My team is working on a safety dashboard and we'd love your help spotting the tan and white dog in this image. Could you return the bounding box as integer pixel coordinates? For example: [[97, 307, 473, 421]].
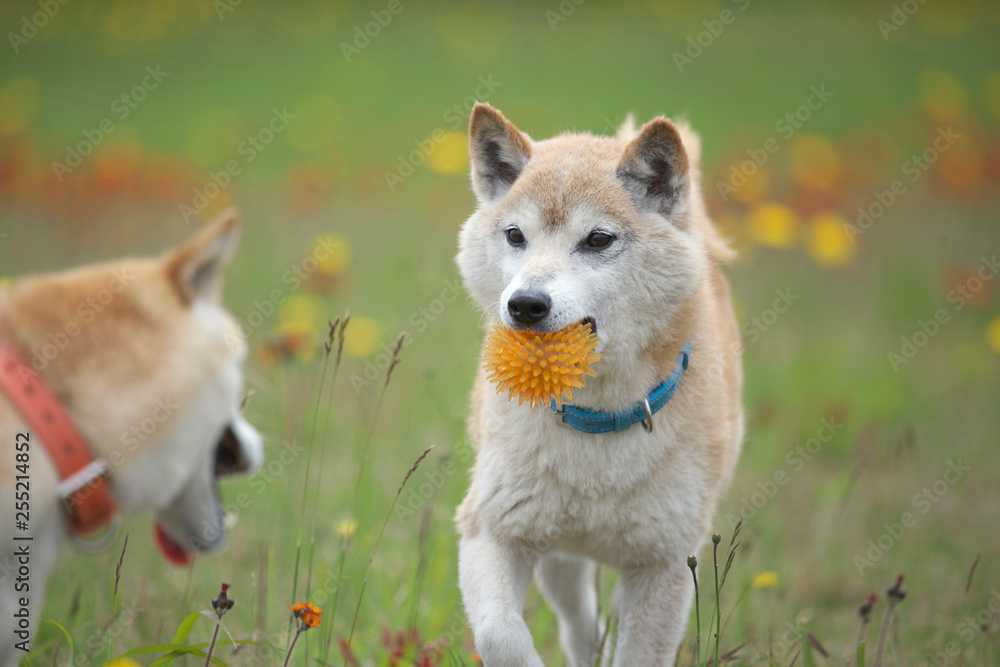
[[455, 104, 744, 666], [0, 210, 262, 665]]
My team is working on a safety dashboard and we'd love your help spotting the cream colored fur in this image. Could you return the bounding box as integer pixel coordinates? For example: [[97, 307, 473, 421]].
[[0, 210, 262, 665], [455, 104, 743, 666]]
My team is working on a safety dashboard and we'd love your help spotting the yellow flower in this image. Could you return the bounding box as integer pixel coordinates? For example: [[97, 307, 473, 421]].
[[336, 518, 357, 539], [426, 131, 469, 175], [271, 294, 326, 364], [105, 660, 143, 667], [277, 293, 323, 336], [748, 204, 797, 249], [988, 317, 1000, 354], [312, 234, 350, 276], [342, 316, 382, 358], [750, 570, 779, 589], [807, 212, 854, 267]]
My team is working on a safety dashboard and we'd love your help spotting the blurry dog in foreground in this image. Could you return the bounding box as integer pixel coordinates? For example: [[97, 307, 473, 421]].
[[455, 104, 744, 666], [0, 210, 262, 665]]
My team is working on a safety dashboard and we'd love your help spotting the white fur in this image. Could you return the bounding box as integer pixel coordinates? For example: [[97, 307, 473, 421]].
[[455, 110, 742, 666]]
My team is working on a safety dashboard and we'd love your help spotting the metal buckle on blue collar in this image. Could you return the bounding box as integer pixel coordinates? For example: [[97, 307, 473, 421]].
[[551, 343, 691, 435]]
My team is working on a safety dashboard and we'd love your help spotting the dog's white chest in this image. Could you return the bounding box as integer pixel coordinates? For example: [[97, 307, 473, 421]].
[[471, 398, 705, 565]]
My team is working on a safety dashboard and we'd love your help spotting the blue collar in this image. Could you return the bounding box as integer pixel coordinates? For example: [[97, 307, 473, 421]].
[[550, 343, 691, 434]]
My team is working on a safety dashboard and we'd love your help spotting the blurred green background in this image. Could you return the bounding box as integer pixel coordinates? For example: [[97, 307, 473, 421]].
[[2, 0, 999, 665]]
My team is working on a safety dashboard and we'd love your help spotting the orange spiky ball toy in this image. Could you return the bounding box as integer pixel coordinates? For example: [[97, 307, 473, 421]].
[[483, 321, 601, 408]]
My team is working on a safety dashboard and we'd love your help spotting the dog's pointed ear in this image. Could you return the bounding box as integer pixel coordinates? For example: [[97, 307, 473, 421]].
[[469, 103, 532, 205], [617, 117, 690, 221], [165, 208, 241, 305]]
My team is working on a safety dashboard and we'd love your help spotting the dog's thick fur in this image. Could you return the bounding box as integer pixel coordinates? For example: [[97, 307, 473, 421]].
[[0, 210, 262, 665], [455, 104, 743, 666]]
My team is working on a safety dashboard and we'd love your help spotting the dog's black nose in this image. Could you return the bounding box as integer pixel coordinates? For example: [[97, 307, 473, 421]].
[[507, 290, 551, 325]]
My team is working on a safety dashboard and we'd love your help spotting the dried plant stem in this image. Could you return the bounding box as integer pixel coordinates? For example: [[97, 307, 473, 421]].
[[288, 347, 332, 647], [873, 601, 897, 667], [343, 446, 433, 666], [406, 507, 433, 632], [203, 624, 221, 667], [291, 317, 344, 659], [873, 575, 907, 667], [282, 627, 304, 667], [112, 534, 128, 609], [310, 320, 349, 664], [328, 335, 404, 633]]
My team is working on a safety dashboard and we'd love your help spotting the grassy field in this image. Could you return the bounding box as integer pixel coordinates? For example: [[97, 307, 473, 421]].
[[2, 1, 1000, 665]]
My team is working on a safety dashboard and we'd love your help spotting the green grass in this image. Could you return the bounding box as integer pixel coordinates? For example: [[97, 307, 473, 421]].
[[3, 1, 1000, 665]]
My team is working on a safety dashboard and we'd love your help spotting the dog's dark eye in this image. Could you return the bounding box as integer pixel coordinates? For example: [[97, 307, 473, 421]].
[[506, 227, 526, 247], [586, 231, 614, 249]]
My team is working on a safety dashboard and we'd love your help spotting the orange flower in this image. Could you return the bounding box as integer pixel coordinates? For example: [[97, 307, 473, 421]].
[[302, 608, 322, 628], [289, 601, 323, 629]]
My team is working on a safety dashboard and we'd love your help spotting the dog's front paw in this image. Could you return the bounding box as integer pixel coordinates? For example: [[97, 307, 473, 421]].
[[474, 625, 546, 667]]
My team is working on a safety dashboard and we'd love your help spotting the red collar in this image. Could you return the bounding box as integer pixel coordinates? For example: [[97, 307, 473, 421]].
[[0, 343, 118, 544]]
